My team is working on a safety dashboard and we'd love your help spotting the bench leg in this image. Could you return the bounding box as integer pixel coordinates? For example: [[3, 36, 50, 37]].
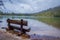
[[8, 26, 14, 30]]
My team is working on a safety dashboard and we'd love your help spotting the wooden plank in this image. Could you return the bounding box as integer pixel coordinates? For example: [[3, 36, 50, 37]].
[[9, 25, 30, 32], [7, 19, 27, 26]]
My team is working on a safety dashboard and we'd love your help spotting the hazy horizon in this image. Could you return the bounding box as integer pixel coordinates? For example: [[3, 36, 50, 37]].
[[0, 0, 60, 14]]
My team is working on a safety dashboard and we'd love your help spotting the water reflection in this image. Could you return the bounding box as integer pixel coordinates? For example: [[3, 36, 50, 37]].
[[0, 16, 60, 37]]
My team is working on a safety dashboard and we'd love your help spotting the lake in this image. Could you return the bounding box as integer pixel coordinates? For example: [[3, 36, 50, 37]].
[[0, 16, 60, 37]]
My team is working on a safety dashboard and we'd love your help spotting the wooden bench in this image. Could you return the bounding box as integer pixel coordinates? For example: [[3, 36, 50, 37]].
[[7, 19, 30, 35]]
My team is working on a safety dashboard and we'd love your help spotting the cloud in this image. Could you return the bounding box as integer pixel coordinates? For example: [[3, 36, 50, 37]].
[[0, 0, 60, 13], [4, 2, 34, 13]]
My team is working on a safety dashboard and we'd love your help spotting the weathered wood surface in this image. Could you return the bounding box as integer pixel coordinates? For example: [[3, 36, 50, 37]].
[[7, 19, 30, 35], [8, 25, 30, 32], [7, 19, 27, 26]]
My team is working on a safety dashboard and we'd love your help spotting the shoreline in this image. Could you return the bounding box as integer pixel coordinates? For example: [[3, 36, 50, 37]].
[[0, 30, 30, 40], [0, 29, 60, 40]]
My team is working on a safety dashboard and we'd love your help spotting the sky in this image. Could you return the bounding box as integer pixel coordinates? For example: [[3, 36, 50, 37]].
[[0, 0, 60, 14]]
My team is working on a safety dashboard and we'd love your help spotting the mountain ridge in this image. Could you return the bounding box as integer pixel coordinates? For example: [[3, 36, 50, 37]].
[[33, 6, 60, 17]]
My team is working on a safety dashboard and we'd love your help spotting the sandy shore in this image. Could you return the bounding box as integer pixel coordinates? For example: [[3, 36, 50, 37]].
[[0, 30, 60, 40], [0, 30, 30, 40]]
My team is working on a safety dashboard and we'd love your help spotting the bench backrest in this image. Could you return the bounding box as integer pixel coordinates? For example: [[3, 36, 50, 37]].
[[7, 19, 27, 26]]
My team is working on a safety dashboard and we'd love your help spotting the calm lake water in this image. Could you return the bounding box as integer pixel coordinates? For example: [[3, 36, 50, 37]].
[[0, 16, 60, 37]]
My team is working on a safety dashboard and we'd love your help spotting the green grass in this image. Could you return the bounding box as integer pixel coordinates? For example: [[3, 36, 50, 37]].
[[36, 17, 60, 28]]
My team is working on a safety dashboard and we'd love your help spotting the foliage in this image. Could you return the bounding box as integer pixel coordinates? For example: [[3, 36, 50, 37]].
[[34, 6, 60, 17]]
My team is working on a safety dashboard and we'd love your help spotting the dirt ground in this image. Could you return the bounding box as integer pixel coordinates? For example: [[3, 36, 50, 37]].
[[0, 30, 30, 40], [0, 30, 60, 40]]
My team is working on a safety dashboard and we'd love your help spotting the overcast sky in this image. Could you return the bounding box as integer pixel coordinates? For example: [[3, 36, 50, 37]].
[[0, 0, 60, 14]]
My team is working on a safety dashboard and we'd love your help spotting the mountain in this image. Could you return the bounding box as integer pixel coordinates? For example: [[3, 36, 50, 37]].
[[33, 6, 60, 17]]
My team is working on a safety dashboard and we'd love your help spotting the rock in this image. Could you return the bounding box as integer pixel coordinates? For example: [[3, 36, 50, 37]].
[[0, 21, 2, 22]]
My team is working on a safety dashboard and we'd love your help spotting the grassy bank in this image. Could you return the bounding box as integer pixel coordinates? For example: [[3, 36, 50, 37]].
[[36, 17, 60, 28]]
